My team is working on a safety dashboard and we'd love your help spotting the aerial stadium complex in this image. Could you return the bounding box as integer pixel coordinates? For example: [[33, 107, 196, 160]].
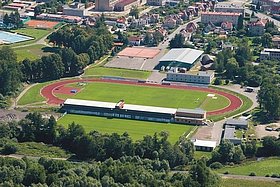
[[61, 98, 207, 125]]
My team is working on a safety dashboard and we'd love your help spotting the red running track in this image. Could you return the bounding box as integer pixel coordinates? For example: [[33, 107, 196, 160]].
[[41, 78, 242, 116]]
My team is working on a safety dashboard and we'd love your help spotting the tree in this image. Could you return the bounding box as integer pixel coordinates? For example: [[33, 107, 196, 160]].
[[256, 1, 261, 10], [241, 141, 257, 158], [34, 5, 42, 17], [235, 43, 252, 67], [261, 33, 272, 48], [129, 6, 139, 19], [169, 34, 185, 48], [233, 145, 246, 163], [237, 15, 244, 30], [189, 159, 220, 187], [225, 58, 239, 79], [257, 80, 280, 118], [3, 14, 9, 26], [0, 46, 22, 96], [23, 164, 46, 186]]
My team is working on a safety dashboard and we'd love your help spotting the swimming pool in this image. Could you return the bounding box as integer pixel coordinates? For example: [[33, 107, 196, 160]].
[[0, 31, 33, 44]]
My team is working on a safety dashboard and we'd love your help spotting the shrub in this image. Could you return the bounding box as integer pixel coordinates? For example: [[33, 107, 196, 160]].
[[2, 144, 17, 155], [224, 171, 229, 175], [209, 162, 223, 169], [249, 172, 256, 176], [214, 78, 222, 85], [271, 174, 278, 178], [265, 174, 270, 177]]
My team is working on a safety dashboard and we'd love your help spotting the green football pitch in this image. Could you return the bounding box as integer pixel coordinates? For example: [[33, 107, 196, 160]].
[[56, 82, 230, 111], [58, 114, 195, 144]]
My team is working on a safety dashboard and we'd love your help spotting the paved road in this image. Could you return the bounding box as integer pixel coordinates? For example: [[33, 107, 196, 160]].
[[193, 84, 258, 144]]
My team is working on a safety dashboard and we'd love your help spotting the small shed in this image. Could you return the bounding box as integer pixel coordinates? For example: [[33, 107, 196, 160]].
[[201, 54, 214, 65], [191, 139, 217, 151]]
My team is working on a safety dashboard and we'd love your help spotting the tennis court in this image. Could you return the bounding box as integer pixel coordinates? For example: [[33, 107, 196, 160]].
[[26, 20, 59, 29], [118, 47, 160, 59]]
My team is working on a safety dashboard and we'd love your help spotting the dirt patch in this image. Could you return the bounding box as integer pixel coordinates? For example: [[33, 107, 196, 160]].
[[255, 123, 280, 139]]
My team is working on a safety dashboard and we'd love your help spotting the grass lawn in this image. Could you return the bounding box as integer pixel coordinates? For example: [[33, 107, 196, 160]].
[[221, 178, 280, 187], [58, 82, 230, 111], [18, 82, 50, 106], [16, 142, 71, 158], [15, 44, 51, 62], [216, 157, 280, 176], [194, 151, 212, 160], [9, 28, 52, 47], [12, 28, 51, 40], [84, 67, 151, 80], [58, 114, 194, 144]]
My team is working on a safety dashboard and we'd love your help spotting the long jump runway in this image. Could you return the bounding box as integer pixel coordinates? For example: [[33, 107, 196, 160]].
[[41, 78, 242, 116]]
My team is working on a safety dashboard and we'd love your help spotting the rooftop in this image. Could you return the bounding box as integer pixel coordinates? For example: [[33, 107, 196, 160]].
[[225, 119, 248, 126], [168, 70, 214, 77], [64, 99, 177, 114], [159, 48, 204, 64], [263, 48, 280, 52], [201, 12, 241, 16], [115, 0, 137, 6], [224, 125, 240, 140], [192, 139, 217, 148], [215, 3, 243, 9], [176, 108, 206, 115]]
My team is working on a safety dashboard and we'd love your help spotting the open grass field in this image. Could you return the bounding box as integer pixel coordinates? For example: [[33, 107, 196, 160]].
[[216, 157, 280, 176], [18, 82, 51, 106], [16, 142, 71, 158], [58, 114, 194, 144], [12, 28, 51, 40], [221, 178, 280, 187], [84, 67, 151, 80], [15, 44, 51, 62], [57, 82, 230, 111]]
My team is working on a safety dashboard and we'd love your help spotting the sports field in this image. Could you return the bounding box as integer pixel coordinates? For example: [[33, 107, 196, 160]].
[[216, 157, 280, 176], [55, 82, 230, 111], [58, 114, 194, 144], [84, 67, 151, 79]]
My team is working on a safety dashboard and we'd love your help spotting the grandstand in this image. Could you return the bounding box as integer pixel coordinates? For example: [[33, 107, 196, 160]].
[[61, 99, 206, 125]]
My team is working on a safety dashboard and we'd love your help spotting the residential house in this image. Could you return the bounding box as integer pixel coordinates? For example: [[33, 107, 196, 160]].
[[114, 0, 139, 11], [222, 41, 234, 50], [214, 3, 245, 17], [128, 36, 142, 46], [221, 21, 233, 31], [272, 36, 280, 48], [248, 19, 267, 36], [260, 48, 280, 61], [163, 17, 176, 29], [63, 2, 94, 17], [186, 22, 197, 33], [201, 12, 241, 26]]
